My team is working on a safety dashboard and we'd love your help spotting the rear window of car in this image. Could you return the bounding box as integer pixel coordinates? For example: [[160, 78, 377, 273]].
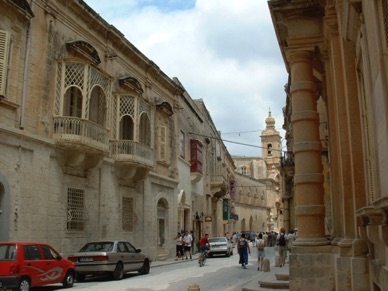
[[0, 244, 17, 261], [209, 238, 226, 243], [80, 242, 113, 252]]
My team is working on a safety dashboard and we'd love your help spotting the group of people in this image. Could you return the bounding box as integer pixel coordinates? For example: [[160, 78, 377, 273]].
[[234, 227, 297, 270], [174, 228, 297, 270], [173, 230, 194, 260]]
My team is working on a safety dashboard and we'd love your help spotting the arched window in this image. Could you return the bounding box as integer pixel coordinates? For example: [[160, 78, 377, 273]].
[[120, 115, 134, 140], [64, 86, 82, 117], [139, 113, 151, 146], [267, 144, 273, 155], [89, 86, 106, 126]]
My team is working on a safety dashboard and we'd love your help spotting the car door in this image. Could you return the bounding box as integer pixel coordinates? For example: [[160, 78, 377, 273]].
[[40, 245, 66, 285], [123, 242, 143, 271], [116, 242, 132, 272], [22, 244, 51, 287]]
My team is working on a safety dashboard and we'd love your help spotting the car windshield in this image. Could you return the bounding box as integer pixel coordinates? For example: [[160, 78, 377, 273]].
[[0, 244, 16, 261], [209, 238, 226, 243], [79, 242, 114, 252]]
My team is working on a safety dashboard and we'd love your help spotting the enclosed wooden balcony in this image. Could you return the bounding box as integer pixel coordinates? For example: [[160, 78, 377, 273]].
[[53, 117, 109, 153]]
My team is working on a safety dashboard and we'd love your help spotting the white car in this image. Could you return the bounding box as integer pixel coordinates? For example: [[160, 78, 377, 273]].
[[68, 241, 151, 281], [207, 237, 233, 257]]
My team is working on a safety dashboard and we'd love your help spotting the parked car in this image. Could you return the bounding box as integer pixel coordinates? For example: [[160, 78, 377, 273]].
[[68, 240, 151, 281], [0, 242, 75, 291], [207, 237, 233, 257]]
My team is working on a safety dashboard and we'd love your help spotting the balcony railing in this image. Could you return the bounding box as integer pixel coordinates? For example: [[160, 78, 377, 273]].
[[53, 117, 109, 152], [110, 140, 154, 168]]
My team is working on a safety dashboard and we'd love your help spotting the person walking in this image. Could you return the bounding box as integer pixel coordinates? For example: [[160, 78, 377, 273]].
[[174, 232, 184, 260], [256, 233, 266, 271], [287, 229, 296, 255], [277, 227, 288, 267], [183, 230, 193, 260], [237, 233, 250, 269]]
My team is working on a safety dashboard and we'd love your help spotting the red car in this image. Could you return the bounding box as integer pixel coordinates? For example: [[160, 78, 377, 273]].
[[0, 242, 75, 291]]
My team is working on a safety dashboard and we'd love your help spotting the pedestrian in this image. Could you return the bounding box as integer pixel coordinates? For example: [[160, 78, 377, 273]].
[[190, 230, 195, 255], [237, 233, 250, 269], [277, 227, 288, 267], [174, 232, 184, 260], [256, 233, 266, 271], [183, 230, 193, 260], [287, 229, 296, 254]]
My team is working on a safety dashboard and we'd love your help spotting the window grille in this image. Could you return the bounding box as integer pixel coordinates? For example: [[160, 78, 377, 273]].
[[122, 197, 134, 231], [67, 188, 85, 230]]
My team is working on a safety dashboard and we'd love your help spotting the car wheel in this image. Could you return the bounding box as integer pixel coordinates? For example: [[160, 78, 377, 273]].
[[63, 270, 75, 288], [231, 249, 234, 256], [17, 277, 30, 291], [226, 250, 230, 257], [138, 260, 150, 275], [113, 262, 124, 280], [76, 272, 86, 282]]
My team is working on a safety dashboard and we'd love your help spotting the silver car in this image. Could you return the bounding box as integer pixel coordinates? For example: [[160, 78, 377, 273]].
[[68, 241, 151, 281], [207, 237, 233, 257]]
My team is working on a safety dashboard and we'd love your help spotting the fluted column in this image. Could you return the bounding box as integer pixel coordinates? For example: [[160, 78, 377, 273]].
[[289, 50, 329, 246]]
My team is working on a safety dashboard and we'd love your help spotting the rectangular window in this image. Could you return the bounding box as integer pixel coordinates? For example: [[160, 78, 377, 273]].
[[122, 197, 134, 231], [67, 188, 85, 231], [0, 29, 10, 97], [159, 125, 166, 161], [179, 130, 185, 158]]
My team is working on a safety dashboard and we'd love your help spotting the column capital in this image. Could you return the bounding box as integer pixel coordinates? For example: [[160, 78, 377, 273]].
[[286, 49, 315, 64]]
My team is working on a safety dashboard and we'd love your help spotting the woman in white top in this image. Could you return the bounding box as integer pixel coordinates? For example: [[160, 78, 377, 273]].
[[174, 232, 184, 260], [256, 233, 266, 271]]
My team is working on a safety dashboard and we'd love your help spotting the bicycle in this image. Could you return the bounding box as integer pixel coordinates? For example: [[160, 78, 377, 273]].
[[198, 249, 209, 267]]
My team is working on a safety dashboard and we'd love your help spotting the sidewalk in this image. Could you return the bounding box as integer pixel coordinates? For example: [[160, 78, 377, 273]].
[[151, 246, 289, 291]]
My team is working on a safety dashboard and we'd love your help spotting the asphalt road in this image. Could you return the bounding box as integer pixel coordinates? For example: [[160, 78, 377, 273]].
[[36, 250, 268, 291]]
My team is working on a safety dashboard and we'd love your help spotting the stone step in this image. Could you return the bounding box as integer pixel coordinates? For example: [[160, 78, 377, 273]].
[[257, 280, 289, 289], [275, 273, 289, 281]]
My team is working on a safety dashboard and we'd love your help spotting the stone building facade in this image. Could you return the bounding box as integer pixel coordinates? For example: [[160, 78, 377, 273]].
[[0, 0, 237, 262], [0, 0, 185, 261], [269, 0, 388, 290], [174, 78, 236, 248], [233, 111, 282, 233]]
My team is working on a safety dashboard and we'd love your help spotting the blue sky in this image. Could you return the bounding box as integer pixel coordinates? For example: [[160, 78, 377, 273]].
[[83, 0, 288, 157]]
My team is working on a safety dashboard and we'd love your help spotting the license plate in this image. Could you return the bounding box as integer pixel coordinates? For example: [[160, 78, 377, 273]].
[[79, 257, 93, 262]]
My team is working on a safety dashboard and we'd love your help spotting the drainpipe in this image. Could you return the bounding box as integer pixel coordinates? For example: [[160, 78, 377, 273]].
[[20, 0, 35, 129]]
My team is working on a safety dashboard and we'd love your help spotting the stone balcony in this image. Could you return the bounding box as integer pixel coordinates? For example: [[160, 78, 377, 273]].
[[53, 117, 110, 174], [210, 174, 227, 198], [53, 116, 109, 153], [110, 140, 154, 185]]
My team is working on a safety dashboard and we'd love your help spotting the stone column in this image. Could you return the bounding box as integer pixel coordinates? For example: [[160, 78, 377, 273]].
[[288, 50, 329, 246]]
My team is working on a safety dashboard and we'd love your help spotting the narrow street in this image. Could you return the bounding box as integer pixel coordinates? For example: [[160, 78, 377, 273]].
[[39, 246, 286, 291]]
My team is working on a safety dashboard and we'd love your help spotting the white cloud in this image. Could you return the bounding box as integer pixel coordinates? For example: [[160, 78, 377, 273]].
[[84, 0, 288, 157]]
